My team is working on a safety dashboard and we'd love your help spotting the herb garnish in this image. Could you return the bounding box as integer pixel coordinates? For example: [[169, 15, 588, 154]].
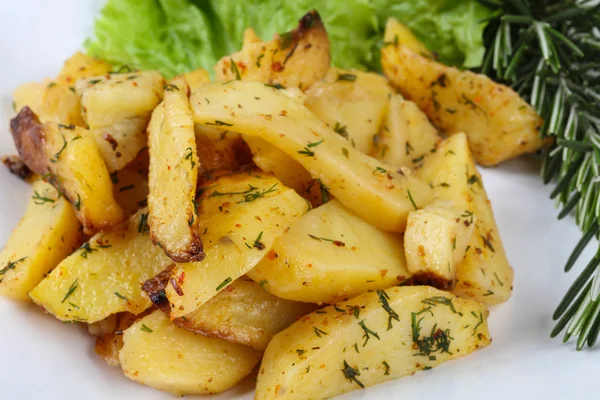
[[229, 58, 241, 80], [216, 277, 232, 291], [382, 361, 391, 375], [184, 147, 196, 169], [114, 292, 128, 301], [308, 234, 345, 247], [32, 191, 55, 205], [377, 289, 399, 330], [138, 213, 150, 234], [421, 296, 461, 315], [61, 279, 79, 303], [333, 122, 348, 138], [205, 120, 233, 127], [337, 73, 357, 82], [407, 189, 418, 210], [0, 257, 27, 276], [358, 320, 380, 346], [313, 326, 328, 337], [342, 360, 364, 388], [264, 83, 285, 89], [140, 324, 153, 333]]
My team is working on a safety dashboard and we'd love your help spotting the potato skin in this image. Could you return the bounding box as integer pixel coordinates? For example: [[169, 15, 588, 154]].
[[215, 10, 330, 90], [172, 277, 315, 350], [248, 200, 412, 304], [119, 310, 262, 395], [9, 107, 47, 175], [381, 26, 544, 166], [256, 286, 491, 400], [417, 134, 513, 304], [191, 81, 433, 233], [0, 180, 81, 300]]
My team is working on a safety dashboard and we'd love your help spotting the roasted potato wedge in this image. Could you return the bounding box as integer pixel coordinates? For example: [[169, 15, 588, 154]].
[[164, 171, 309, 318], [243, 135, 313, 194], [183, 67, 210, 91], [215, 11, 330, 90], [417, 133, 513, 303], [40, 82, 85, 126], [94, 312, 145, 366], [256, 286, 491, 400], [9, 107, 48, 175], [148, 77, 202, 262], [29, 210, 174, 323], [1, 155, 35, 182], [0, 180, 80, 300], [381, 20, 544, 166], [56, 52, 112, 86], [111, 165, 149, 216], [248, 200, 411, 304], [171, 277, 315, 350], [42, 122, 125, 233], [12, 81, 48, 116], [383, 18, 433, 58], [194, 125, 252, 180], [76, 71, 164, 171], [191, 81, 432, 232], [372, 94, 440, 168], [119, 310, 262, 395], [404, 202, 475, 288], [305, 67, 393, 154], [10, 109, 124, 233]]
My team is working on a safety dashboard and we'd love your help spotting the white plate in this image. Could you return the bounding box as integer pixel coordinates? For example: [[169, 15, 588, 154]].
[[1, 1, 599, 399]]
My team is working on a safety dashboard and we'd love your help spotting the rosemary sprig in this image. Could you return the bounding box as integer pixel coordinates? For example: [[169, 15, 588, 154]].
[[480, 0, 600, 350]]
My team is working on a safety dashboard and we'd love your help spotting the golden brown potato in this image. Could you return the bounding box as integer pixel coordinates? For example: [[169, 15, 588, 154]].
[[94, 312, 145, 366], [119, 310, 262, 395], [9, 107, 48, 175], [0, 180, 80, 300], [242, 135, 313, 194], [248, 200, 411, 304], [182, 67, 210, 91], [163, 172, 309, 318], [147, 77, 202, 262], [372, 94, 440, 168], [305, 68, 393, 154], [173, 277, 315, 350], [40, 82, 85, 126], [42, 122, 125, 233], [29, 209, 174, 323], [256, 286, 491, 400], [1, 155, 35, 182], [56, 52, 112, 86], [382, 18, 433, 58], [404, 202, 475, 288], [417, 133, 513, 303], [111, 165, 149, 216], [194, 125, 252, 181], [76, 71, 165, 171], [215, 11, 330, 91], [12, 81, 48, 116], [191, 81, 432, 233], [381, 20, 544, 166]]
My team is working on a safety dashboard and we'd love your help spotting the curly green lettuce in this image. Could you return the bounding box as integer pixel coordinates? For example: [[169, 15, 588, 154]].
[[84, 0, 492, 78]]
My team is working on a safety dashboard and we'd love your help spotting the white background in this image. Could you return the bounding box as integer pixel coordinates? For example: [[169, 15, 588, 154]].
[[0, 1, 599, 399]]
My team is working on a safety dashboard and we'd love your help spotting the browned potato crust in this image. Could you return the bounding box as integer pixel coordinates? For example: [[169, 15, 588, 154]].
[[9, 107, 47, 175], [215, 10, 330, 90]]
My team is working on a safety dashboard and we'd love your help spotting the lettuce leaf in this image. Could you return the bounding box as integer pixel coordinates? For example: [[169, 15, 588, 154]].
[[84, 0, 492, 78]]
